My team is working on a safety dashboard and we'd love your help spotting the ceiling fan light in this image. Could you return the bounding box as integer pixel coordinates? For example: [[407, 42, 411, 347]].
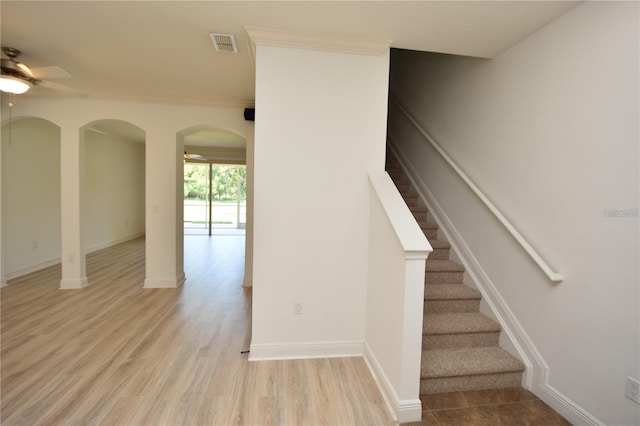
[[0, 75, 30, 94]]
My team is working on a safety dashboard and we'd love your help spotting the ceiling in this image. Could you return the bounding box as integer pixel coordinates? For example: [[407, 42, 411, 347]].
[[1, 1, 578, 108], [87, 120, 247, 148], [184, 128, 246, 148]]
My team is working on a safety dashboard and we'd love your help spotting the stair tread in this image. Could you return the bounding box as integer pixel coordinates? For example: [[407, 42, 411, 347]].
[[425, 285, 481, 301], [424, 313, 501, 335], [429, 240, 450, 249], [390, 175, 409, 183], [420, 222, 439, 231], [395, 183, 412, 191], [422, 347, 525, 379], [426, 260, 465, 272]]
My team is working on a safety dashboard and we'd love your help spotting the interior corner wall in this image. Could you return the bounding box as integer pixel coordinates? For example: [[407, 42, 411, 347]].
[[389, 2, 639, 425], [84, 130, 145, 252], [1, 118, 61, 277], [251, 45, 389, 351]]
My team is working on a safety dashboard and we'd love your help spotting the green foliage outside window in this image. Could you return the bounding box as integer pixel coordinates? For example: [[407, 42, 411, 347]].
[[184, 163, 246, 201]]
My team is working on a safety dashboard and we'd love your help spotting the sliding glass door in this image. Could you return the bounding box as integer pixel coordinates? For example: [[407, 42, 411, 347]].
[[184, 163, 246, 235]]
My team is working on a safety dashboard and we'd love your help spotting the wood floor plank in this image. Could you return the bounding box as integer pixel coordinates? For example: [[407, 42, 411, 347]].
[[1, 235, 396, 425]]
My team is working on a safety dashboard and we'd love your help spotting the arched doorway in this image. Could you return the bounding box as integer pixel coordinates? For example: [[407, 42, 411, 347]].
[[81, 119, 146, 253], [177, 125, 249, 285], [1, 117, 61, 283]]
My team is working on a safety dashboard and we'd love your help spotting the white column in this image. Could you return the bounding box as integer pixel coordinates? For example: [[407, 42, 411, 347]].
[[243, 134, 254, 287], [0, 103, 7, 287], [143, 128, 184, 288], [0, 136, 5, 288], [59, 125, 88, 289]]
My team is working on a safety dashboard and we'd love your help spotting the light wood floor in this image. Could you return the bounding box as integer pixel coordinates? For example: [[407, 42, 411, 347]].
[[1, 236, 394, 425]]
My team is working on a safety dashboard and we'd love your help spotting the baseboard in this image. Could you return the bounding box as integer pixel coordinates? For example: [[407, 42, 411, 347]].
[[248, 340, 363, 361], [6, 256, 61, 281], [4, 233, 146, 284], [59, 276, 89, 289], [143, 272, 185, 289], [534, 381, 605, 426], [389, 141, 603, 426], [85, 232, 145, 254], [363, 342, 422, 424]]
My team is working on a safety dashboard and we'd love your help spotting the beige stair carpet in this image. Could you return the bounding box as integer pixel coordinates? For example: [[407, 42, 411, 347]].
[[385, 148, 524, 395]]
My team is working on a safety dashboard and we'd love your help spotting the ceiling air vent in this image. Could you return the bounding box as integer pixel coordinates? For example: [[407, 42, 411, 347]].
[[210, 33, 238, 53]]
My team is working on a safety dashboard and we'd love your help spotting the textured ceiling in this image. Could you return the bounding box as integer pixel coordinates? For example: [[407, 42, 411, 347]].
[[1, 1, 578, 107]]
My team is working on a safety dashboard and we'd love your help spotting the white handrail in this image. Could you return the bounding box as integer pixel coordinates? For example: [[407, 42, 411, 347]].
[[389, 94, 564, 283]]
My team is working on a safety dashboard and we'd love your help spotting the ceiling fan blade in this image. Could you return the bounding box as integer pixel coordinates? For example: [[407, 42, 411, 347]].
[[31, 65, 71, 80], [36, 80, 87, 98], [184, 152, 206, 159], [184, 153, 209, 162], [16, 62, 33, 77]]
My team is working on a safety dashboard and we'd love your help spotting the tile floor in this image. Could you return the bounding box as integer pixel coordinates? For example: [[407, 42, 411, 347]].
[[407, 387, 571, 425]]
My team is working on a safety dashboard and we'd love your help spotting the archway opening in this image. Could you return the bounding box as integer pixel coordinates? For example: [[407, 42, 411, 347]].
[[81, 119, 146, 278], [177, 125, 247, 287], [1, 117, 61, 282], [181, 126, 247, 236]]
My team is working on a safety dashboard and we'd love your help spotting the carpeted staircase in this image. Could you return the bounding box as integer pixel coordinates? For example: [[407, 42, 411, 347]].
[[385, 149, 525, 395]]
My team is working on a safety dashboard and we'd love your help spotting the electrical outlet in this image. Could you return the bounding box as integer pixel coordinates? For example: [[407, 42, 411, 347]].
[[626, 377, 640, 404], [294, 301, 303, 315]]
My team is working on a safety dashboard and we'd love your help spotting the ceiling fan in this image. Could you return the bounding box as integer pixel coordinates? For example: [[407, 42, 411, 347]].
[[184, 151, 208, 162], [0, 46, 82, 96]]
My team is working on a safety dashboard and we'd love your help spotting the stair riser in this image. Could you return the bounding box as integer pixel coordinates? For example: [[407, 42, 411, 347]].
[[409, 206, 428, 216], [418, 210, 437, 221], [404, 197, 420, 208], [395, 183, 416, 196], [424, 299, 480, 313], [422, 228, 439, 240], [420, 372, 523, 394], [422, 332, 499, 350], [417, 218, 439, 230], [426, 271, 464, 284], [413, 212, 429, 224], [428, 248, 450, 260], [388, 172, 409, 184]]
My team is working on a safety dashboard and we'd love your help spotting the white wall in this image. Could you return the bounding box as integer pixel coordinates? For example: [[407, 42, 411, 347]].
[[1, 118, 61, 278], [84, 128, 145, 251], [250, 44, 390, 356], [389, 2, 639, 425]]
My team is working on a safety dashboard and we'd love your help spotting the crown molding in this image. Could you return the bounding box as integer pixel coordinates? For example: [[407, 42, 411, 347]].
[[244, 26, 392, 56]]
